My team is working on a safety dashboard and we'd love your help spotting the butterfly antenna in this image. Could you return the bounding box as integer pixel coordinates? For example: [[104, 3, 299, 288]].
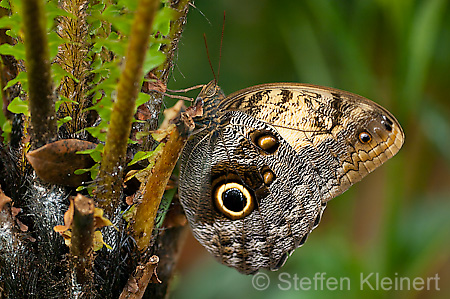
[[203, 33, 217, 84], [189, 2, 212, 26], [217, 11, 226, 83]]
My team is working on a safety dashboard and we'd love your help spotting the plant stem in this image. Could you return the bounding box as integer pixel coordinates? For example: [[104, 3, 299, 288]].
[[133, 119, 191, 251], [56, 0, 90, 136], [142, 0, 192, 151], [96, 0, 160, 215], [70, 194, 95, 296], [21, 0, 57, 148]]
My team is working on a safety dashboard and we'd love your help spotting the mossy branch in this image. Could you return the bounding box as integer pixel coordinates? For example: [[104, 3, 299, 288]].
[[21, 0, 57, 148], [56, 0, 90, 135], [96, 0, 160, 215]]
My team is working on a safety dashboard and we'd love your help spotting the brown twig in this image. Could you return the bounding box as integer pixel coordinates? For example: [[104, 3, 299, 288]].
[[70, 194, 95, 296], [119, 255, 160, 299]]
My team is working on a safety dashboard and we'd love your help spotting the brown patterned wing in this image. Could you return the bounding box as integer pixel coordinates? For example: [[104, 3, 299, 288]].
[[220, 83, 404, 200], [179, 82, 404, 274]]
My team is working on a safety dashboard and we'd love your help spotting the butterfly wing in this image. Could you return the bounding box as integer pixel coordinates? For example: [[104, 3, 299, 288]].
[[179, 83, 404, 274], [221, 83, 404, 200], [179, 111, 324, 274]]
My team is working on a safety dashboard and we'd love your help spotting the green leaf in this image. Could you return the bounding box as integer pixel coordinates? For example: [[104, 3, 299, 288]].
[[45, 1, 75, 21], [4, 71, 28, 91], [155, 187, 177, 229], [0, 13, 21, 37], [0, 43, 26, 60], [48, 31, 66, 60], [153, 7, 175, 36], [93, 32, 126, 56], [57, 116, 72, 127], [136, 92, 150, 109], [0, 0, 11, 9], [1, 120, 12, 144], [77, 143, 104, 163], [143, 45, 166, 74], [128, 148, 160, 166], [74, 168, 90, 175], [52, 63, 80, 87], [7, 97, 29, 116], [85, 126, 107, 142], [55, 97, 79, 112]]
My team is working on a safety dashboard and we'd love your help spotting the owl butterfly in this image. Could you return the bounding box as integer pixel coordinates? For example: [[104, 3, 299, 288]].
[[179, 80, 404, 274]]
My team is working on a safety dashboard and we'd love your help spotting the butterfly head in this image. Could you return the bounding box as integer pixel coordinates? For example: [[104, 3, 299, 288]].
[[193, 80, 227, 120]]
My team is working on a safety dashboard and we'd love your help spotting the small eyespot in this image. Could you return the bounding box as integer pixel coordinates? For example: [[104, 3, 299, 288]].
[[261, 166, 276, 186], [250, 131, 279, 154], [358, 131, 372, 144], [214, 182, 254, 220]]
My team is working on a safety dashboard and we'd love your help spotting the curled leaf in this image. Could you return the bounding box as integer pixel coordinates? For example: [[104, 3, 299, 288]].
[[93, 207, 113, 229], [54, 195, 113, 251], [26, 139, 97, 187], [54, 197, 74, 233]]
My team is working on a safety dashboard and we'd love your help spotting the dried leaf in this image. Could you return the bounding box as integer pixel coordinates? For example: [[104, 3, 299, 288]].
[[54, 197, 74, 233], [62, 230, 72, 247], [93, 207, 113, 230], [26, 139, 97, 186], [159, 100, 185, 131], [11, 207, 21, 217], [93, 230, 112, 251], [0, 187, 12, 210], [141, 72, 166, 94], [16, 218, 28, 232], [55, 197, 113, 250]]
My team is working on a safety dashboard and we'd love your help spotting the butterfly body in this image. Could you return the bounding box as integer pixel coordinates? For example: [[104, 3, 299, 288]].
[[179, 81, 404, 274]]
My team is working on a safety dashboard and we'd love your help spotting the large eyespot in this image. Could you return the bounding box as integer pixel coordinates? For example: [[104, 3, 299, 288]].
[[358, 131, 372, 144], [214, 182, 254, 220], [250, 130, 279, 154]]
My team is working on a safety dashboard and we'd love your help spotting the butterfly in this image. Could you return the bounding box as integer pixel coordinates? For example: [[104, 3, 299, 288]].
[[178, 80, 404, 274]]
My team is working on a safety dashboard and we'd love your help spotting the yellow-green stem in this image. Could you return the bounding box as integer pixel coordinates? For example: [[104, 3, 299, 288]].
[[96, 0, 160, 214]]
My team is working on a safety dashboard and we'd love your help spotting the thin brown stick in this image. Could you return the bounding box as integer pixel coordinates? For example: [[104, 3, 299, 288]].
[[119, 255, 160, 299]]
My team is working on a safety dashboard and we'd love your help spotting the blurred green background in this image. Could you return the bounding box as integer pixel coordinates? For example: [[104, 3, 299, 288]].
[[168, 0, 450, 298]]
